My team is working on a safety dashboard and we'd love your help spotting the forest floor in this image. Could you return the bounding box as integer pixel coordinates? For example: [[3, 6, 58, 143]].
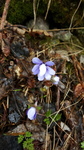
[[0, 21, 84, 150]]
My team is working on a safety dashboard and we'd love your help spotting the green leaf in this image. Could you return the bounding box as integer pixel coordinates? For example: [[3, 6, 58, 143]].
[[28, 105, 31, 109], [26, 138, 34, 143], [23, 140, 28, 149], [43, 95, 47, 98], [18, 131, 34, 150], [37, 106, 42, 110], [18, 135, 24, 143], [13, 89, 21, 91], [27, 143, 34, 150], [44, 118, 50, 125], [45, 110, 52, 117], [25, 131, 32, 138], [51, 113, 62, 121], [55, 113, 62, 121], [23, 139, 34, 150], [81, 141, 84, 149]]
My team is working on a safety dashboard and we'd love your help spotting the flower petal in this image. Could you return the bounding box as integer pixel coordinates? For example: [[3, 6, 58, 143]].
[[39, 64, 46, 76], [38, 74, 45, 81], [32, 57, 43, 64], [45, 61, 55, 66], [27, 107, 36, 120], [32, 64, 39, 75], [47, 66, 55, 75], [44, 72, 51, 80], [53, 76, 59, 85], [53, 81, 59, 85]]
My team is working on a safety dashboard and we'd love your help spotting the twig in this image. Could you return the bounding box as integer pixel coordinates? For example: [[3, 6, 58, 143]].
[[56, 87, 60, 110], [69, 0, 83, 31], [45, 0, 52, 20], [0, 0, 11, 41], [32, 0, 37, 29], [73, 9, 84, 27], [53, 126, 56, 150], [0, 25, 84, 33]]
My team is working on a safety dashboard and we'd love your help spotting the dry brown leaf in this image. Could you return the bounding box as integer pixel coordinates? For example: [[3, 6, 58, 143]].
[[74, 82, 84, 98], [56, 50, 70, 61], [2, 40, 10, 57]]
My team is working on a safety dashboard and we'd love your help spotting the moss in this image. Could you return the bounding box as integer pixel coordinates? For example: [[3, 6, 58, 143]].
[[0, 0, 83, 28], [6, 0, 48, 25], [7, 0, 33, 24], [41, 0, 84, 28], [37, 1, 47, 16]]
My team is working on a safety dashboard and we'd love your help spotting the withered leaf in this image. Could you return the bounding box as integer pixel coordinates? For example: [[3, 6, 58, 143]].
[[74, 82, 84, 98]]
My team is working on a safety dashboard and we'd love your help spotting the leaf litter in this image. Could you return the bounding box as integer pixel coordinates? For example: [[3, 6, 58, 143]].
[[0, 20, 84, 150]]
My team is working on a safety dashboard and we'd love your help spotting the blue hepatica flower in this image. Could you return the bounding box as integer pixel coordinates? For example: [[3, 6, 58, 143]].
[[32, 57, 55, 81], [27, 107, 36, 120]]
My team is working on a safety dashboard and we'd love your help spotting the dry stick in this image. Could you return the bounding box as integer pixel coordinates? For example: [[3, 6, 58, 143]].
[[50, 115, 77, 144], [73, 10, 84, 27], [48, 97, 82, 136], [45, 125, 48, 150], [45, 0, 52, 20], [47, 26, 84, 32], [56, 87, 60, 111], [0, 0, 11, 40], [32, 0, 37, 29], [62, 132, 72, 150], [0, 25, 84, 33], [36, 0, 40, 11], [53, 126, 55, 150], [55, 128, 63, 147], [69, 0, 83, 31]]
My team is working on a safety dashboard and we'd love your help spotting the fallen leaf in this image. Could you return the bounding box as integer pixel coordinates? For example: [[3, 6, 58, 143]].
[[74, 82, 84, 97], [60, 121, 71, 131]]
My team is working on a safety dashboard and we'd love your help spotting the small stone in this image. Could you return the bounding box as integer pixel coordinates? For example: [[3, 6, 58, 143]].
[[8, 111, 20, 123]]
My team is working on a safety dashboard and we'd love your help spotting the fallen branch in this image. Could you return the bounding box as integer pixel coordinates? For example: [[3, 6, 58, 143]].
[[0, 0, 11, 49]]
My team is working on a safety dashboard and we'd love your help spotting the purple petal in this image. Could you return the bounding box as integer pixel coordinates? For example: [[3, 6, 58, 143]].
[[39, 64, 46, 76], [32, 57, 43, 64], [27, 107, 36, 120], [38, 74, 45, 81], [32, 64, 39, 75], [45, 61, 55, 66], [46, 66, 55, 75], [44, 72, 51, 80]]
